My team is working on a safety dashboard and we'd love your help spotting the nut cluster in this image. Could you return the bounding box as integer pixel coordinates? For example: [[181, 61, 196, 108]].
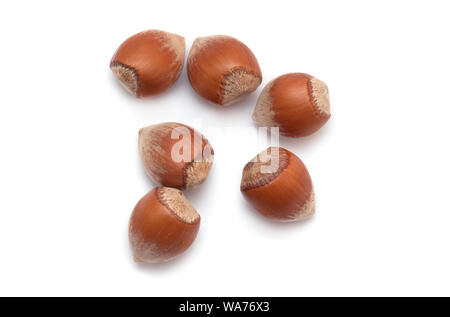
[[110, 29, 331, 264]]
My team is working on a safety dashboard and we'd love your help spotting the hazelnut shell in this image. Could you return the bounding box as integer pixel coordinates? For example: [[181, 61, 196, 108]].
[[138, 122, 214, 189], [187, 35, 262, 106], [110, 30, 185, 97], [129, 187, 200, 263], [253, 73, 330, 137], [241, 147, 315, 222]]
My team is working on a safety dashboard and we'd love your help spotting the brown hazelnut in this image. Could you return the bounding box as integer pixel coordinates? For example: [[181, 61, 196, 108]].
[[129, 187, 200, 263], [187, 35, 262, 106], [241, 147, 315, 222], [253, 73, 330, 137], [110, 30, 185, 97], [138, 122, 214, 189]]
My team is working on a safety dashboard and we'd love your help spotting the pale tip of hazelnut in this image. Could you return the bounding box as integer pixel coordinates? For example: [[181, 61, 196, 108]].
[[188, 36, 219, 61], [164, 32, 185, 64], [286, 190, 316, 222], [252, 79, 276, 126], [157, 187, 200, 223], [309, 77, 330, 116], [110, 61, 139, 97], [221, 67, 262, 106]]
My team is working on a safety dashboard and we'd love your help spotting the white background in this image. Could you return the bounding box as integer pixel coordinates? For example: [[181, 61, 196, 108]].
[[0, 0, 449, 296]]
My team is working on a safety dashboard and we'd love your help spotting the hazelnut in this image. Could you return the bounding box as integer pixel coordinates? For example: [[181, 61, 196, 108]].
[[187, 35, 262, 106], [129, 187, 200, 263], [138, 122, 214, 189], [240, 147, 315, 222], [110, 30, 185, 97], [253, 73, 330, 137]]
